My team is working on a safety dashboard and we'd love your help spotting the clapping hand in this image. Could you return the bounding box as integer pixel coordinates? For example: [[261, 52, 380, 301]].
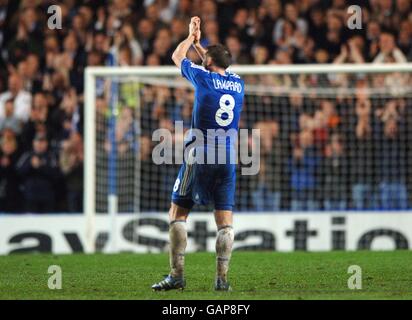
[[189, 16, 201, 42]]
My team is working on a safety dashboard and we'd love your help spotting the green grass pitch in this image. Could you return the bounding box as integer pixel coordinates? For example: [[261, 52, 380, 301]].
[[1, 251, 411, 300]]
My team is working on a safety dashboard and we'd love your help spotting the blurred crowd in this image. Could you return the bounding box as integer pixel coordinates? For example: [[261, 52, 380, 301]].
[[1, 0, 412, 213], [135, 79, 412, 212]]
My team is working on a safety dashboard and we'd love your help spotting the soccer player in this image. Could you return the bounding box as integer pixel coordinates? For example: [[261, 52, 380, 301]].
[[152, 17, 244, 291]]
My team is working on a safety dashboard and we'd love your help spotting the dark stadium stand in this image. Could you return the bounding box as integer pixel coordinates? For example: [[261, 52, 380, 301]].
[[0, 0, 412, 213]]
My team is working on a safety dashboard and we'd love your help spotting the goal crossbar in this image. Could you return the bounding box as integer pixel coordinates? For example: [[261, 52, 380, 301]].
[[86, 63, 412, 77]]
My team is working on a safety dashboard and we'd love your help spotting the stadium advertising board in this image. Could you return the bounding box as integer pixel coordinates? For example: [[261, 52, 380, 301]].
[[0, 213, 411, 255]]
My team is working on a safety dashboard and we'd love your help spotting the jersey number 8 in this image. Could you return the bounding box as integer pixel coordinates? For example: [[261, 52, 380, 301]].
[[215, 94, 235, 127]]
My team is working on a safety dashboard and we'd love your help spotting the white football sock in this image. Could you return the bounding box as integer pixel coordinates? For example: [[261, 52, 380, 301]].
[[215, 225, 234, 282], [169, 220, 187, 278]]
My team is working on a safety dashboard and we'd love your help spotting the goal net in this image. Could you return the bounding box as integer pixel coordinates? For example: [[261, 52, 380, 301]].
[[84, 63, 412, 252]]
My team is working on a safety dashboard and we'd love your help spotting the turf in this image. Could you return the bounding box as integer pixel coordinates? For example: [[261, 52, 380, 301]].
[[0, 251, 411, 300]]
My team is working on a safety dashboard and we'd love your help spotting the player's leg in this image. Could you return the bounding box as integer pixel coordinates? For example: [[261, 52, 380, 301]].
[[168, 202, 190, 279], [152, 161, 194, 291], [152, 202, 190, 291], [168, 161, 196, 280], [214, 209, 234, 291], [212, 163, 236, 291]]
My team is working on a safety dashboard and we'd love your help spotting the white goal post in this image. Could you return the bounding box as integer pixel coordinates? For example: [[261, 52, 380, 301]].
[[84, 63, 412, 254]]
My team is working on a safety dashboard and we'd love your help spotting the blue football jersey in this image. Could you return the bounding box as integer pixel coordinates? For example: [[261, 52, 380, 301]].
[[171, 58, 244, 211], [180, 58, 244, 158]]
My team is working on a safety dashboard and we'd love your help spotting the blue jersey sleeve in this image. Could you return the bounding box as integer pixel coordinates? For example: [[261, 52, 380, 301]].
[[181, 58, 209, 86]]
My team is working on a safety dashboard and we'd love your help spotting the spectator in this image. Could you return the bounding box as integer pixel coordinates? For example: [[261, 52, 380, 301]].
[[366, 20, 381, 61], [314, 48, 330, 64], [199, 0, 218, 23], [275, 19, 300, 54], [140, 135, 159, 211], [50, 89, 80, 144], [370, 0, 396, 31], [20, 91, 50, 151], [229, 8, 254, 50], [109, 23, 143, 66], [324, 11, 345, 57], [252, 45, 269, 64], [171, 87, 192, 129], [145, 3, 168, 30], [251, 120, 284, 211], [174, 0, 192, 19], [0, 73, 31, 123], [170, 17, 188, 46], [17, 53, 42, 92], [137, 18, 156, 56], [334, 37, 365, 64], [350, 94, 376, 210], [0, 99, 21, 134], [201, 19, 220, 47], [397, 20, 412, 58], [225, 35, 251, 65], [110, 0, 133, 19], [152, 27, 174, 65], [16, 133, 60, 213], [59, 132, 83, 213], [273, 2, 307, 45], [373, 32, 407, 63], [89, 31, 110, 54], [307, 6, 327, 46], [375, 100, 409, 209], [322, 133, 348, 210], [155, 0, 179, 24], [0, 132, 21, 212], [6, 7, 42, 64], [289, 130, 320, 211]]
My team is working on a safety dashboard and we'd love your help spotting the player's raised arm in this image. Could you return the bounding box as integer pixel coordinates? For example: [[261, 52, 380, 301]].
[[192, 20, 207, 61], [171, 17, 200, 68]]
